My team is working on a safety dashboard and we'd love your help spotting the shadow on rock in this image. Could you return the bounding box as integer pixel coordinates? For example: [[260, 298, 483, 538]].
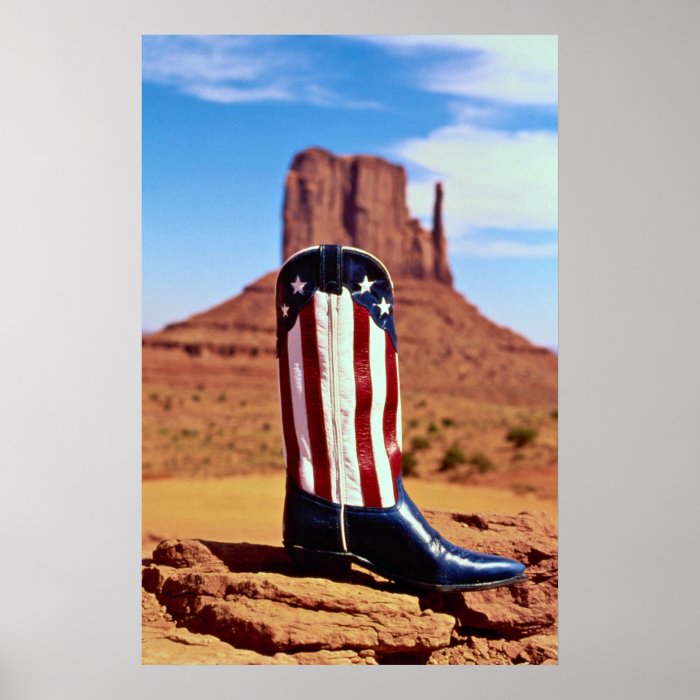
[[149, 538, 386, 589]]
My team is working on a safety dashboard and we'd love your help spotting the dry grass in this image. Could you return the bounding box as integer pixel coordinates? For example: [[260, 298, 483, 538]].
[[143, 379, 557, 499], [142, 382, 283, 479]]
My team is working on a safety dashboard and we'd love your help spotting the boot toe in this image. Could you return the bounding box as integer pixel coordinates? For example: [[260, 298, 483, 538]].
[[440, 545, 526, 586], [482, 555, 526, 580]]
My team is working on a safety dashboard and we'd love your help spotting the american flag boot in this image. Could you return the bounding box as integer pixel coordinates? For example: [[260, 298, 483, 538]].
[[276, 244, 527, 591]]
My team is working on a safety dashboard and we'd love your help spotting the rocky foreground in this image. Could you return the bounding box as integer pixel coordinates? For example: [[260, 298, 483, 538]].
[[142, 509, 557, 665]]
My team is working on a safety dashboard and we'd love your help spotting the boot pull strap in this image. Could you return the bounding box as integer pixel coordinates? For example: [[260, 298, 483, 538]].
[[319, 244, 342, 295]]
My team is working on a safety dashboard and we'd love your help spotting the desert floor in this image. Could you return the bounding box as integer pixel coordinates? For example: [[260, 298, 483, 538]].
[[142, 360, 558, 663], [142, 473, 557, 558]]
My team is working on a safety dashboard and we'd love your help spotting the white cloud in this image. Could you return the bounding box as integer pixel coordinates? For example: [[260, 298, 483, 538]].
[[182, 83, 291, 104], [143, 36, 271, 85], [301, 84, 383, 110], [360, 35, 557, 105], [451, 239, 557, 259], [366, 35, 558, 258], [142, 35, 381, 110], [392, 123, 557, 245]]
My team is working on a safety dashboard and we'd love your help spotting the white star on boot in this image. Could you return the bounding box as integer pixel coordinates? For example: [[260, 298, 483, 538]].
[[358, 275, 374, 294], [375, 297, 391, 315], [290, 275, 307, 295]]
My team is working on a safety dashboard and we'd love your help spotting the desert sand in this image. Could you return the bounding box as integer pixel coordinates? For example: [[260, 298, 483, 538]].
[[142, 474, 556, 558]]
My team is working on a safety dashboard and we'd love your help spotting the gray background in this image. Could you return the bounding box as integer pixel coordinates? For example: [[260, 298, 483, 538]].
[[2, 0, 699, 697]]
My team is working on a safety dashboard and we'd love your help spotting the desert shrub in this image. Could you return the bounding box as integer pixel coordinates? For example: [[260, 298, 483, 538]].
[[262, 422, 271, 432], [163, 397, 172, 411], [217, 393, 227, 402], [439, 444, 467, 472], [180, 428, 198, 438], [408, 418, 419, 429], [427, 421, 439, 434], [149, 392, 159, 401], [551, 409, 558, 420], [415, 400, 427, 408], [411, 435, 430, 451], [441, 417, 455, 427], [468, 451, 494, 473], [512, 483, 537, 495], [506, 426, 537, 448], [196, 383, 206, 392], [402, 452, 417, 477], [192, 393, 201, 402]]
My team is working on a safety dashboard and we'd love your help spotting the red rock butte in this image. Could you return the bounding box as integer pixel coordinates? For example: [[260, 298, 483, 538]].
[[143, 148, 557, 407], [283, 147, 452, 284]]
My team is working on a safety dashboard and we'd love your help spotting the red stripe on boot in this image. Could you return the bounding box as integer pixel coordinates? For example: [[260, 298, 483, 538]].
[[299, 301, 333, 501], [383, 340, 401, 501], [278, 334, 301, 487], [353, 302, 383, 507]]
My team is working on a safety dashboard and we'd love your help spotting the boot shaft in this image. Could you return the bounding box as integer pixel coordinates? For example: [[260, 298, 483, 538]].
[[276, 245, 402, 509]]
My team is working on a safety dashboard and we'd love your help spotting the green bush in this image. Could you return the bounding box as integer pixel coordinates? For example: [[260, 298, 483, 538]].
[[441, 417, 455, 427], [439, 444, 467, 472], [402, 452, 417, 477], [411, 435, 430, 451], [468, 451, 494, 473], [427, 421, 439, 434], [506, 426, 538, 448]]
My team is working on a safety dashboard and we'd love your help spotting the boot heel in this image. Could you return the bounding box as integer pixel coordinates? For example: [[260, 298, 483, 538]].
[[285, 546, 352, 577]]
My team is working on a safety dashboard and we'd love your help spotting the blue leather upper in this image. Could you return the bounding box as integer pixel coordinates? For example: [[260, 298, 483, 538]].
[[276, 246, 398, 356], [283, 477, 526, 586]]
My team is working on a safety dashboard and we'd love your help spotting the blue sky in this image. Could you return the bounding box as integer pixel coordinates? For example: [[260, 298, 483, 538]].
[[143, 35, 557, 348]]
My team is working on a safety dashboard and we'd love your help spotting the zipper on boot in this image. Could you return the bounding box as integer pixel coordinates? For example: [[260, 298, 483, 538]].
[[327, 292, 348, 552]]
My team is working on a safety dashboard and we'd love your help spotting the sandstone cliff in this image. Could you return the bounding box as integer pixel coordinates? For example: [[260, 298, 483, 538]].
[[283, 148, 453, 284], [142, 509, 557, 665]]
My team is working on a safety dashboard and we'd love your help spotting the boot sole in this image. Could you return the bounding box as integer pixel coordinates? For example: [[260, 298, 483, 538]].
[[285, 544, 528, 592]]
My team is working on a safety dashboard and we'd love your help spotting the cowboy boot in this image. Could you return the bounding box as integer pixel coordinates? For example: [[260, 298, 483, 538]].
[[276, 244, 526, 591]]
